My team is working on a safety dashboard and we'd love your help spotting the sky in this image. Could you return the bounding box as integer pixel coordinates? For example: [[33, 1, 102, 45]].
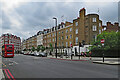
[[0, 0, 119, 40]]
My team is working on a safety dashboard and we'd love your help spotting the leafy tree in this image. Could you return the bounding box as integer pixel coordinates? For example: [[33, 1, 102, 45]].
[[41, 46, 45, 52], [49, 43, 53, 52], [90, 31, 119, 57], [37, 45, 41, 52], [31, 46, 35, 52]]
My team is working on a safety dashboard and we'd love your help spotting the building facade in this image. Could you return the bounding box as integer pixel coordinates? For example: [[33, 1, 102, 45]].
[[102, 22, 120, 32], [22, 8, 120, 51], [0, 33, 21, 52]]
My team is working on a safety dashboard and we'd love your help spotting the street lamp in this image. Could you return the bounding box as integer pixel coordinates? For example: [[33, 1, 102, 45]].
[[53, 17, 57, 58]]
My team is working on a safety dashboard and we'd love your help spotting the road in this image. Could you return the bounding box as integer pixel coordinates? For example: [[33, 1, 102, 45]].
[[2, 54, 119, 79]]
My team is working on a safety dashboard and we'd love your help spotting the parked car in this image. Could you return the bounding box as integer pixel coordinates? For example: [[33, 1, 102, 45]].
[[34, 51, 39, 56], [39, 52, 47, 57], [24, 51, 29, 55], [30, 51, 35, 56]]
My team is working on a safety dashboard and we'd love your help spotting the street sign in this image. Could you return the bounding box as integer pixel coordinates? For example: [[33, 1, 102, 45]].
[[101, 39, 105, 43], [70, 44, 72, 47]]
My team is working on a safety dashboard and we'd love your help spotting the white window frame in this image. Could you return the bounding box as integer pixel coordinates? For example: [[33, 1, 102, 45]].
[[75, 37, 78, 44], [76, 29, 78, 34], [66, 42, 68, 47], [70, 28, 72, 32], [75, 22, 78, 26], [93, 18, 96, 22], [93, 25, 97, 31], [66, 29, 68, 33]]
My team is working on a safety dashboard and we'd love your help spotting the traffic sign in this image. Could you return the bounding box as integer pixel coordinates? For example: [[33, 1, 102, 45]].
[[70, 44, 72, 47], [101, 39, 105, 43]]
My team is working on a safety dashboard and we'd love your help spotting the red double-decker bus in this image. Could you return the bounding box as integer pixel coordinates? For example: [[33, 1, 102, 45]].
[[2, 44, 14, 58]]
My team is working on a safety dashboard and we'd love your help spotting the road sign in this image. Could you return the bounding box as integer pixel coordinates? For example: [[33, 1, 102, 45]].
[[101, 39, 105, 43], [70, 44, 72, 47]]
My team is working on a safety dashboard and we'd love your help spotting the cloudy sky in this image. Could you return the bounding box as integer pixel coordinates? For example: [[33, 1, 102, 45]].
[[0, 0, 119, 40]]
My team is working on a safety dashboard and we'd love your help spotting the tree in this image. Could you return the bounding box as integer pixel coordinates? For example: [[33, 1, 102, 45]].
[[49, 43, 53, 52], [36, 45, 42, 52], [31, 46, 35, 52], [41, 46, 45, 52], [90, 31, 119, 57]]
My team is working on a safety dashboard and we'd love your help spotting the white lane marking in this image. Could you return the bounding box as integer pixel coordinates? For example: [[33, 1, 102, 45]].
[[8, 60, 18, 65], [12, 61, 18, 64]]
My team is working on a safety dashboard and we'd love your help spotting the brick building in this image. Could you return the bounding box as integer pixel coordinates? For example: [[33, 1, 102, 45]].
[[102, 22, 120, 32], [0, 33, 21, 53]]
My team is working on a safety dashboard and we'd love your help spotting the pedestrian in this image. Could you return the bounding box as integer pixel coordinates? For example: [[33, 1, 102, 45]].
[[81, 52, 83, 57], [89, 51, 92, 60]]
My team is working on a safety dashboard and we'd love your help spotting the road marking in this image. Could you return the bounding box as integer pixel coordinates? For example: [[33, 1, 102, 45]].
[[12, 61, 18, 64], [3, 69, 15, 80], [7, 69, 15, 80], [4, 69, 11, 80]]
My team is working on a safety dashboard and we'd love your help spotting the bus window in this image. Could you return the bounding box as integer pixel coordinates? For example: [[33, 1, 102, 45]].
[[7, 50, 13, 52], [7, 45, 13, 48]]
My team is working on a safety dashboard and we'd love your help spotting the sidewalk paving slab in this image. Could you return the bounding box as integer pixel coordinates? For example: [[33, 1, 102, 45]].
[[0, 56, 4, 80], [93, 61, 120, 65]]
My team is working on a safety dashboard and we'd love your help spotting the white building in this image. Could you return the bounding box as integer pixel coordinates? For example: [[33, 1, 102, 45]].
[[37, 31, 44, 46]]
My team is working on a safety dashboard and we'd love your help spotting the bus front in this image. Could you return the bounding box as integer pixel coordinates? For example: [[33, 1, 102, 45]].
[[5, 44, 14, 58]]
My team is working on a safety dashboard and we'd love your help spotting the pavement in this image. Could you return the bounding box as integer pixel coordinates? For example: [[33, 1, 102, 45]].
[[47, 55, 120, 65], [0, 56, 4, 80], [2, 54, 118, 79]]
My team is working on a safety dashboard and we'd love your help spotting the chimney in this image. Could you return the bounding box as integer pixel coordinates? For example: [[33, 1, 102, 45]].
[[79, 8, 86, 17], [114, 22, 119, 27], [107, 22, 111, 27]]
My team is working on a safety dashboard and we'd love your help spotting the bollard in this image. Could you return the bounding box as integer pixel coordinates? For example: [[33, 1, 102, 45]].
[[79, 55, 80, 60], [103, 53, 104, 62], [71, 54, 73, 60]]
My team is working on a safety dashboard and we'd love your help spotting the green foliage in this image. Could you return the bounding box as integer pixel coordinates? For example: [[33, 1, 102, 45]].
[[90, 31, 119, 57], [49, 43, 53, 52], [37, 45, 41, 52], [31, 46, 35, 52], [41, 46, 45, 52]]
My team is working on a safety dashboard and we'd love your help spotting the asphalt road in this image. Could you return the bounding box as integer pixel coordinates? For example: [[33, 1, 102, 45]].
[[2, 54, 119, 79]]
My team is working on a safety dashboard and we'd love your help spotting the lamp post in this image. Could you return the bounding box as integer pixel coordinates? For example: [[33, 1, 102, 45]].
[[53, 17, 57, 58]]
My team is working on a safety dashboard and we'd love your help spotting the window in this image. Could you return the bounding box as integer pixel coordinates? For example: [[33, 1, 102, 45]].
[[70, 35, 72, 39], [66, 42, 68, 47], [75, 22, 78, 26], [75, 37, 78, 44], [76, 29, 78, 34], [62, 42, 64, 46], [93, 18, 96, 22], [53, 39, 54, 42], [93, 35, 97, 41], [61, 36, 64, 40], [99, 23, 101, 27], [63, 25, 65, 28], [59, 43, 61, 47], [59, 37, 60, 40], [70, 41, 72, 46], [93, 25, 97, 31], [70, 28, 72, 32], [59, 32, 60, 34], [99, 30, 101, 34], [66, 36, 68, 39], [66, 29, 68, 33], [52, 33, 54, 37]]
